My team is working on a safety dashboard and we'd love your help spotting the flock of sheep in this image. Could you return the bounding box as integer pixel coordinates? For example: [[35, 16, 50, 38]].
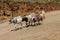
[[9, 10, 45, 30]]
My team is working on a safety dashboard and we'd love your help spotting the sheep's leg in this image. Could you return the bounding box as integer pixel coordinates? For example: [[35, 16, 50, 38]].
[[26, 22, 27, 26], [14, 23, 17, 28], [33, 19, 36, 26], [41, 17, 43, 21], [39, 20, 42, 25], [31, 19, 36, 26], [19, 22, 22, 29], [38, 21, 41, 25], [38, 17, 43, 25], [34, 21, 36, 26], [31, 20, 35, 26], [26, 22, 29, 28], [20, 22, 22, 26], [30, 21, 32, 26], [28, 21, 30, 26], [32, 20, 35, 26]]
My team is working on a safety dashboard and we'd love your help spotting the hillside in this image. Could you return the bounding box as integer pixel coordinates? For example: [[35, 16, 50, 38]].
[[0, 1, 60, 22]]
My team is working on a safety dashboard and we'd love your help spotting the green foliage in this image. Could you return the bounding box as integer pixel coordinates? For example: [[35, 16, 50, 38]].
[[55, 0, 60, 3], [1, 0, 60, 3], [34, 0, 38, 2], [47, 0, 60, 3]]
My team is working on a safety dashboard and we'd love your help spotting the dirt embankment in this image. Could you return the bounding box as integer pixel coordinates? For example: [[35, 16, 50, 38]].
[[0, 2, 60, 22]]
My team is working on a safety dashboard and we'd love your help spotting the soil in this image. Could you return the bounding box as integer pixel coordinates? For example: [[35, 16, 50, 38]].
[[0, 10, 60, 40]]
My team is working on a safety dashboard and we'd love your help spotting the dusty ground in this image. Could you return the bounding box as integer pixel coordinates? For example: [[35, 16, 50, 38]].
[[0, 10, 60, 40]]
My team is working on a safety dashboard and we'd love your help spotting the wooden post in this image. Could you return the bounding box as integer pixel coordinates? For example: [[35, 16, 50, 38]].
[[11, 8, 13, 19]]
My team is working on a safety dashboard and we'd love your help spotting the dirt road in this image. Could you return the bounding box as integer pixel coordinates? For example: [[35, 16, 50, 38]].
[[0, 10, 60, 40]]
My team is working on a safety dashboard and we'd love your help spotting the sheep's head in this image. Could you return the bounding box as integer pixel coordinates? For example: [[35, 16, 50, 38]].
[[9, 19, 13, 24]]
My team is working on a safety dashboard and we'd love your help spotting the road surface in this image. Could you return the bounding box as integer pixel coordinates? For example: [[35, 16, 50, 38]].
[[0, 10, 60, 40]]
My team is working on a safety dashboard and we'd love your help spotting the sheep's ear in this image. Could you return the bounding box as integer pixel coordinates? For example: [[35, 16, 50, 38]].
[[9, 19, 12, 24]]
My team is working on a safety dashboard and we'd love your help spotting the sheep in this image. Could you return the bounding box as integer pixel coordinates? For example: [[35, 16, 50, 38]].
[[9, 16, 23, 29]]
